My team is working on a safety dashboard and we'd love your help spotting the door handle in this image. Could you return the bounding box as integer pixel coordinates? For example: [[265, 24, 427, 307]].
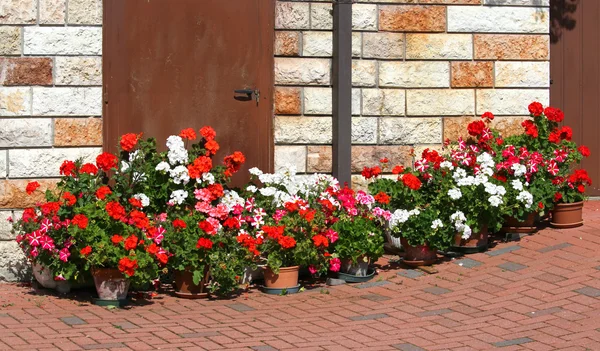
[[234, 88, 260, 104]]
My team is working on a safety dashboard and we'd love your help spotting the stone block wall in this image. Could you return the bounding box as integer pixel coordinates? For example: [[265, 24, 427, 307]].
[[272, 0, 551, 185], [0, 0, 102, 281]]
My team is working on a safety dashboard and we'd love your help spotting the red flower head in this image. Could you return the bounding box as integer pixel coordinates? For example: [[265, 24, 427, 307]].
[[578, 184, 586, 193], [392, 165, 405, 174], [207, 183, 224, 201], [96, 152, 118, 172], [129, 198, 143, 208], [188, 156, 213, 179], [118, 257, 138, 277], [96, 186, 112, 200], [40, 202, 60, 216], [62, 192, 77, 206], [80, 246, 92, 256], [481, 111, 495, 121], [223, 151, 246, 177], [111, 235, 124, 245], [72, 214, 88, 229], [312, 234, 329, 248], [26, 181, 40, 195], [196, 237, 213, 250], [548, 129, 561, 143], [379, 157, 389, 164], [172, 219, 187, 229], [200, 126, 216, 140], [522, 120, 538, 138], [402, 173, 422, 190], [59, 160, 77, 176], [124, 235, 138, 250], [106, 201, 126, 220], [528, 101, 544, 116], [79, 163, 98, 175], [120, 133, 140, 152], [467, 120, 486, 136], [374, 192, 391, 204], [198, 220, 216, 235], [559, 126, 572, 141], [544, 106, 564, 122], [538, 202, 544, 210], [278, 236, 296, 249], [179, 128, 197, 140], [204, 140, 220, 156], [361, 166, 381, 179], [22, 208, 36, 223], [554, 192, 563, 203], [130, 210, 149, 229], [579, 145, 591, 157], [146, 243, 159, 255]]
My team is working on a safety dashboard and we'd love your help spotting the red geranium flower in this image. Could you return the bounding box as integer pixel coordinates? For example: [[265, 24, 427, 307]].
[[146, 243, 159, 255], [380, 157, 389, 164], [129, 198, 143, 208], [26, 181, 40, 195], [130, 210, 149, 229], [79, 163, 98, 175], [312, 234, 329, 248], [544, 106, 564, 122], [467, 120, 486, 136], [96, 186, 112, 200], [96, 152, 118, 172], [198, 220, 216, 235], [481, 111, 495, 121], [62, 192, 77, 206], [223, 151, 246, 177], [120, 133, 140, 152], [579, 145, 591, 157], [106, 201, 126, 220], [374, 192, 390, 204], [59, 160, 77, 176], [41, 202, 60, 216], [199, 126, 216, 140], [111, 235, 124, 245], [402, 173, 422, 190], [361, 166, 381, 179], [204, 140, 220, 156], [391, 165, 404, 174], [118, 257, 138, 277], [207, 183, 224, 201], [179, 128, 196, 140], [80, 246, 92, 256], [578, 184, 586, 193], [522, 120, 538, 138], [278, 236, 296, 249], [72, 214, 88, 229], [188, 156, 213, 179], [559, 126, 572, 141], [172, 219, 187, 229], [124, 235, 138, 250], [196, 238, 213, 250], [528, 101, 544, 116]]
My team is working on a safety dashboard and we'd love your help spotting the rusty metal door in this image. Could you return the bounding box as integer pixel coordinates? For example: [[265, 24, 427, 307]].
[[103, 0, 275, 184], [550, 0, 600, 195]]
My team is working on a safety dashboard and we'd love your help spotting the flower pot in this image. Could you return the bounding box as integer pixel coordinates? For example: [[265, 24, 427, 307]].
[[32, 263, 73, 293], [241, 264, 265, 284], [551, 201, 584, 228], [385, 230, 403, 253], [452, 226, 488, 254], [262, 266, 299, 289], [501, 213, 537, 234], [400, 238, 437, 266], [91, 268, 130, 301], [173, 267, 210, 299], [340, 257, 370, 277]]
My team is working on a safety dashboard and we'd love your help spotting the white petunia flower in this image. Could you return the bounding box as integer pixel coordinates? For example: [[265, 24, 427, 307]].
[[259, 187, 277, 197], [120, 161, 130, 172], [249, 167, 263, 176], [448, 188, 462, 200], [129, 150, 141, 162], [221, 190, 244, 210], [440, 161, 454, 170]]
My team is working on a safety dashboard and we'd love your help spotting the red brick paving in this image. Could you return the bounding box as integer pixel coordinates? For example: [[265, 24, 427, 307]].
[[1, 202, 600, 350]]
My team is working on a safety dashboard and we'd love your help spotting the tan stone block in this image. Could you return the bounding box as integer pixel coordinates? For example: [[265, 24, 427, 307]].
[[451, 62, 493, 88], [495, 62, 549, 88], [0, 27, 22, 55], [55, 57, 102, 86], [0, 58, 53, 86], [67, 0, 102, 25], [352, 60, 377, 87], [380, 61, 449, 88], [307, 145, 413, 173], [443, 116, 530, 141], [0, 179, 58, 209], [0, 87, 31, 116], [379, 5, 446, 32], [474, 35, 549, 60], [476, 89, 549, 115], [421, 0, 481, 3], [491, 116, 530, 138], [274, 145, 306, 173], [275, 2, 310, 30], [362, 89, 405, 116], [54, 118, 102, 146], [363, 32, 404, 59], [380, 117, 442, 144], [274, 58, 331, 86], [275, 31, 300, 56], [39, 0, 66, 24], [406, 34, 472, 60], [274, 87, 301, 115], [0, 0, 36, 24], [407, 89, 475, 116], [274, 116, 332, 144]]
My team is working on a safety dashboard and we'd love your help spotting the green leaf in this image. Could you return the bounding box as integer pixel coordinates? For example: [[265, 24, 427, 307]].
[[192, 269, 203, 286]]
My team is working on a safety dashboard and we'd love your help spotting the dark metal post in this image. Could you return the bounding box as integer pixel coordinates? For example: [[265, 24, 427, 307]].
[[332, 0, 352, 187]]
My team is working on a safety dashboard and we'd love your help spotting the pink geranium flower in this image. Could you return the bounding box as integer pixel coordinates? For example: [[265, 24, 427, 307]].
[[308, 265, 317, 275], [329, 258, 341, 272], [325, 229, 339, 244]]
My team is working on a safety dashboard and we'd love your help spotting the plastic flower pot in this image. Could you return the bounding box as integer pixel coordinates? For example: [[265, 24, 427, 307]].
[[173, 267, 210, 299], [452, 226, 489, 254], [91, 268, 130, 301], [400, 238, 437, 266], [501, 213, 537, 234], [551, 201, 584, 228], [262, 266, 299, 289], [340, 257, 370, 277]]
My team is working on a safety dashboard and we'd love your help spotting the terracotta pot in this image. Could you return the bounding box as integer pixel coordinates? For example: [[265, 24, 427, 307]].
[[173, 267, 210, 299], [551, 201, 584, 228], [501, 213, 537, 234], [340, 257, 370, 277], [92, 268, 130, 301], [453, 226, 488, 253], [400, 238, 437, 266], [263, 266, 299, 289]]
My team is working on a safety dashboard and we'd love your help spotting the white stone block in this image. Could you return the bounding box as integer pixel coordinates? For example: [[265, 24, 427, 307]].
[[68, 0, 102, 25], [32, 87, 102, 116], [0, 88, 31, 116], [362, 89, 406, 116], [477, 89, 550, 115], [363, 32, 404, 59], [352, 4, 377, 31], [352, 60, 377, 87], [274, 116, 332, 144], [495, 61, 550, 88], [304, 87, 360, 115], [275, 58, 331, 86], [406, 34, 473, 60], [380, 117, 442, 144], [407, 89, 475, 116], [24, 27, 102, 55], [484, 0, 549, 6], [0, 0, 36, 24], [275, 2, 310, 30], [379, 62, 450, 88], [448, 6, 549, 33], [0, 119, 52, 147], [352, 117, 377, 144], [311, 3, 332, 30], [0, 151, 6, 178], [0, 211, 15, 240], [275, 145, 307, 173], [55, 57, 102, 86], [303, 31, 332, 57], [9, 147, 101, 178]]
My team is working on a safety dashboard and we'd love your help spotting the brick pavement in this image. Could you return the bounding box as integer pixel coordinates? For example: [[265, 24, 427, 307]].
[[1, 202, 600, 350]]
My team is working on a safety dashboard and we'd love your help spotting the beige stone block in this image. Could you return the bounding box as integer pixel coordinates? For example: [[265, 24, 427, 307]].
[[379, 5, 446, 32], [443, 116, 530, 141], [352, 60, 377, 87], [304, 87, 361, 116], [9, 147, 101, 178], [274, 87, 301, 115], [0, 118, 52, 147], [362, 89, 405, 116], [407, 89, 475, 116], [0, 211, 15, 240], [0, 179, 58, 209], [483, 0, 549, 5], [311, 3, 332, 30], [274, 58, 331, 86], [406, 34, 472, 60], [274, 116, 332, 144], [352, 33, 362, 58], [352, 117, 378, 144], [0, 27, 22, 55], [24, 27, 102, 55], [307, 145, 413, 173], [55, 57, 102, 86], [275, 2, 310, 30], [380, 117, 442, 144], [448, 6, 549, 33], [303, 31, 332, 57], [32, 87, 102, 116], [275, 31, 300, 56], [0, 87, 31, 116], [53, 117, 102, 146], [39, 0, 66, 24], [352, 4, 377, 31], [67, 0, 102, 25], [451, 62, 493, 88], [0, 0, 36, 24], [0, 151, 5, 178], [379, 61, 449, 88], [363, 32, 404, 59], [476, 89, 549, 115], [474, 34, 549, 60], [274, 145, 306, 173], [495, 61, 549, 88]]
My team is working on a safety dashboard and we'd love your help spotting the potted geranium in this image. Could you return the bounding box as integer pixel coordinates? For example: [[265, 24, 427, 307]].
[[328, 187, 388, 281], [148, 127, 248, 298], [551, 168, 592, 228]]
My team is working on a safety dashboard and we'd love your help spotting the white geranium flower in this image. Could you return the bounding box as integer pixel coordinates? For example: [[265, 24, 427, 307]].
[[488, 195, 503, 207], [390, 209, 411, 227], [448, 188, 462, 200], [246, 185, 258, 193], [202, 172, 215, 185], [221, 190, 244, 210], [460, 224, 472, 240], [440, 161, 454, 170], [451, 211, 466, 224], [167, 148, 188, 165], [457, 176, 475, 187], [511, 163, 527, 177], [453, 168, 467, 181], [155, 161, 171, 172], [120, 161, 130, 172], [169, 190, 188, 205], [516, 190, 533, 208], [249, 167, 263, 176], [169, 165, 190, 185], [476, 152, 495, 169], [259, 187, 277, 197], [484, 182, 498, 195], [133, 193, 150, 207], [166, 135, 185, 150], [431, 219, 444, 229], [511, 179, 523, 191]]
